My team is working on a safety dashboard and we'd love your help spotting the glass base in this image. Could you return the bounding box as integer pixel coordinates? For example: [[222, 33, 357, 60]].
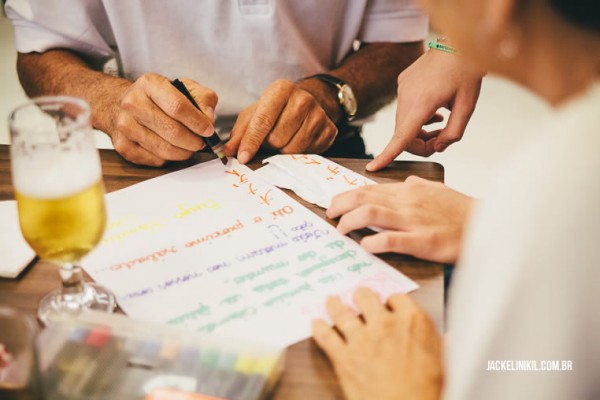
[[37, 283, 116, 326]]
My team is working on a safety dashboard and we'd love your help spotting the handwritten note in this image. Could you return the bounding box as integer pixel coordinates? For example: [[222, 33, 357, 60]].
[[254, 154, 376, 208], [84, 159, 417, 347]]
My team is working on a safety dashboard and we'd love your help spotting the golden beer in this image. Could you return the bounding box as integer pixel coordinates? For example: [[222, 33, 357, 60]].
[[10, 96, 116, 323], [15, 180, 106, 263]]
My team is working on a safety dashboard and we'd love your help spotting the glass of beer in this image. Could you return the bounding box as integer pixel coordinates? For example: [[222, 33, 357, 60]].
[[9, 96, 116, 325]]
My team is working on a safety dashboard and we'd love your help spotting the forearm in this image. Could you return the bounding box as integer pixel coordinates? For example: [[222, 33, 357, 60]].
[[299, 41, 424, 123], [16, 50, 131, 134]]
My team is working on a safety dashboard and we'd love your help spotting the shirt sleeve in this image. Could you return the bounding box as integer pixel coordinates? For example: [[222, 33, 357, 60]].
[[359, 0, 428, 43], [5, 0, 116, 64]]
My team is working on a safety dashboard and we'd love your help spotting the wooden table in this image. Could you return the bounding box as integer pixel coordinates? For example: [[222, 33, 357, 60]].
[[0, 145, 444, 399]]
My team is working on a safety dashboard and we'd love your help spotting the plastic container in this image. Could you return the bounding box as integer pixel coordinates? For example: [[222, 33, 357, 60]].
[[37, 311, 284, 400]]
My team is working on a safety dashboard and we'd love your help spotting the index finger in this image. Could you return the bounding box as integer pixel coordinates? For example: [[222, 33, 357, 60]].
[[326, 185, 396, 219], [366, 107, 435, 172], [145, 76, 217, 138], [237, 83, 290, 163], [180, 78, 218, 123]]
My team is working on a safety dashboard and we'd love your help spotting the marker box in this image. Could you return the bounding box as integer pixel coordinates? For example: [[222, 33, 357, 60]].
[[37, 311, 284, 399]]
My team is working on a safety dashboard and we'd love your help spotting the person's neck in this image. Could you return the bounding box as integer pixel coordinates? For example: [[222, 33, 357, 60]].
[[513, 15, 600, 107]]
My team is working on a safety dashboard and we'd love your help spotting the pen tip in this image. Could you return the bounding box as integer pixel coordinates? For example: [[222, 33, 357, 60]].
[[220, 156, 228, 166]]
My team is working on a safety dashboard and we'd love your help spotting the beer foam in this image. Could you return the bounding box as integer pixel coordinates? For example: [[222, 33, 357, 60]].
[[13, 148, 102, 199]]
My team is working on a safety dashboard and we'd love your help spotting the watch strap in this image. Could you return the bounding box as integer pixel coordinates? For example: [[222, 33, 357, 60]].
[[309, 73, 345, 89], [305, 73, 356, 122]]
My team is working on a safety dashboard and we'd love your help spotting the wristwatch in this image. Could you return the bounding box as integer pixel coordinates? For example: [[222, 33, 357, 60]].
[[309, 74, 358, 123]]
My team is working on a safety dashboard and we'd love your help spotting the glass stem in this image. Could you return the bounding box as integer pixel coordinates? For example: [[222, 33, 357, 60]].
[[58, 262, 85, 295]]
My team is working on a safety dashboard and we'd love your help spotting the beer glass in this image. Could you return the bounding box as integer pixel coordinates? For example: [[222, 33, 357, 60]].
[[9, 96, 116, 325]]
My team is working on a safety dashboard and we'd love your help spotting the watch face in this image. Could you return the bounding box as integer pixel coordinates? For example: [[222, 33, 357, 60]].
[[340, 85, 358, 118]]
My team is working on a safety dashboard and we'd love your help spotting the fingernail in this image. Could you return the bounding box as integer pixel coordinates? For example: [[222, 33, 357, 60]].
[[202, 125, 214, 137], [204, 107, 215, 122], [238, 151, 251, 164], [366, 161, 376, 171], [223, 145, 235, 157]]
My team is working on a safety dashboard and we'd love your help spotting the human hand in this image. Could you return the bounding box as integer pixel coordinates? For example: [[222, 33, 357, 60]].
[[366, 49, 484, 171], [225, 80, 338, 164], [326, 176, 473, 263], [108, 73, 217, 166], [312, 287, 443, 400]]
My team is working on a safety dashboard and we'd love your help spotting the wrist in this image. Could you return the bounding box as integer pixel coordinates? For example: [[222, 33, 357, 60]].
[[428, 35, 459, 55], [89, 78, 131, 135], [296, 78, 344, 124], [435, 36, 453, 46], [299, 74, 358, 124]]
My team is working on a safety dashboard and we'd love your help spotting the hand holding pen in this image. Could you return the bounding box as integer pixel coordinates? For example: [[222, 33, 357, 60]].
[[101, 73, 219, 166], [171, 79, 228, 165]]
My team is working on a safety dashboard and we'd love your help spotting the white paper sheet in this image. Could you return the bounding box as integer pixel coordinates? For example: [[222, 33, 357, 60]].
[[254, 154, 376, 208], [0, 200, 36, 278], [84, 159, 417, 347]]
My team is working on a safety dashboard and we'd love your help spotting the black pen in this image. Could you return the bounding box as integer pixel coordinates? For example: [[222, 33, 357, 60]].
[[171, 78, 228, 165]]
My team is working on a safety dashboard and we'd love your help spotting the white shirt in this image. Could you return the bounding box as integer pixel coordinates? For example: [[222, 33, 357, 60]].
[[445, 83, 600, 399], [5, 0, 427, 130]]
